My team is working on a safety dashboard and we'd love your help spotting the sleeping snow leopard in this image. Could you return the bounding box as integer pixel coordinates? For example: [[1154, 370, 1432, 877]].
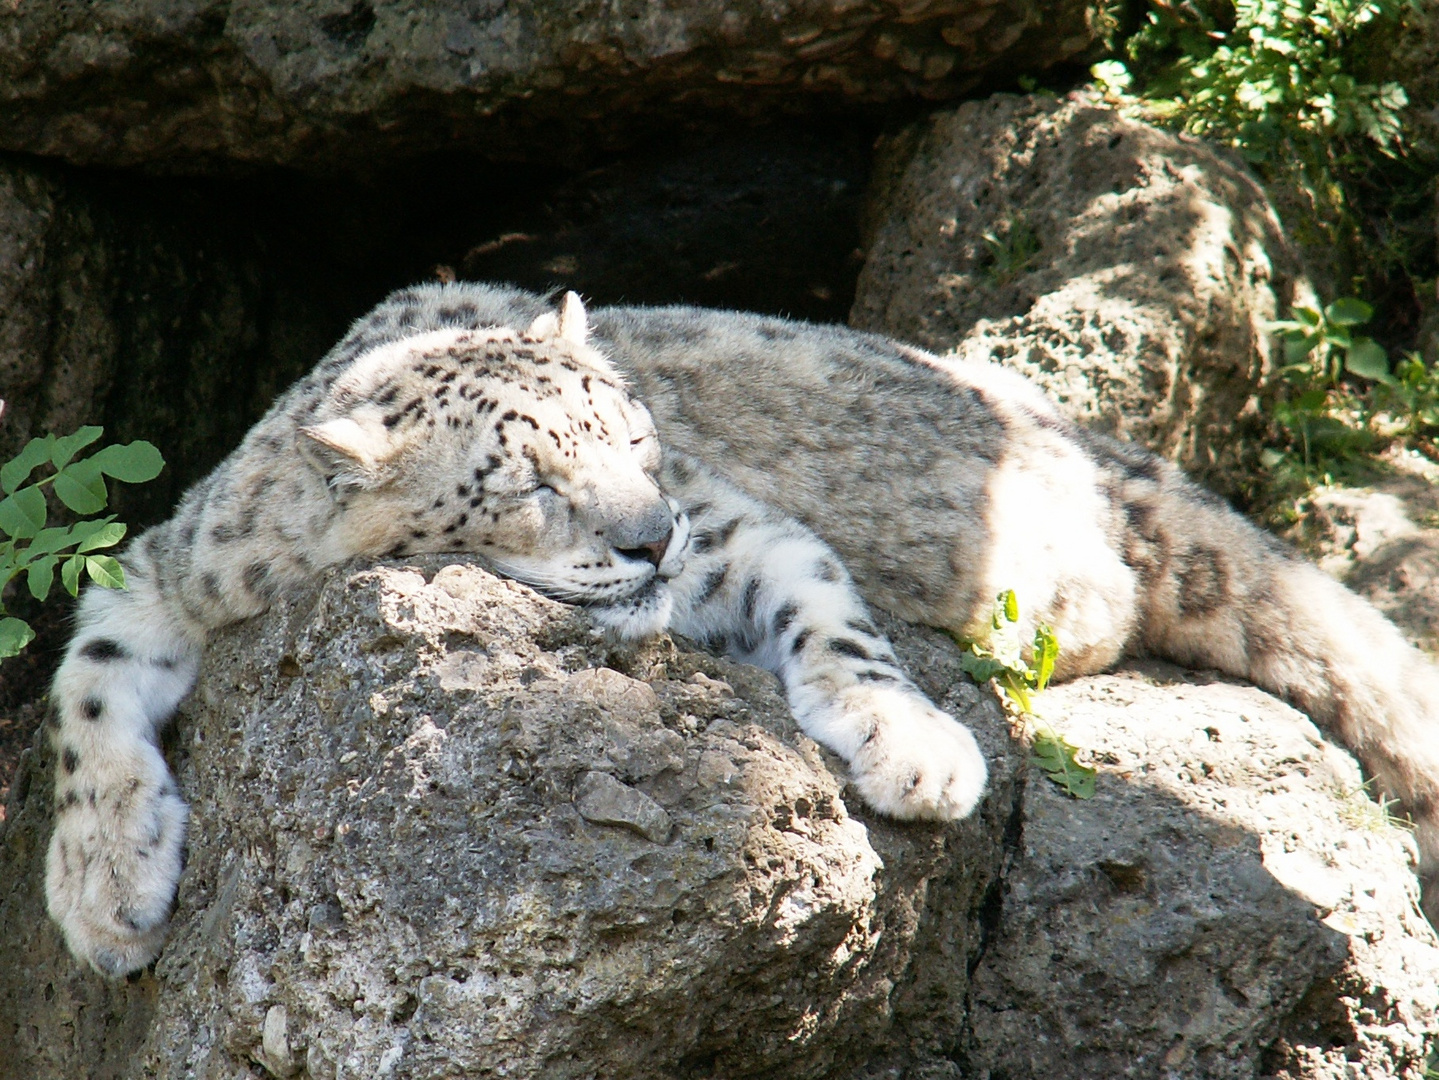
[[47, 281, 1439, 977]]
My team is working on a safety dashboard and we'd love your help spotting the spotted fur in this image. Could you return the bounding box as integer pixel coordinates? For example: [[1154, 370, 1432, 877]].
[[46, 282, 1439, 977]]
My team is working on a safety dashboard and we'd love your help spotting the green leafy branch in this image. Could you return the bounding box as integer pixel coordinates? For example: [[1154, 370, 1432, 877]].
[[1255, 296, 1439, 524], [950, 590, 1096, 799], [0, 420, 164, 659], [1380, 351, 1439, 436]]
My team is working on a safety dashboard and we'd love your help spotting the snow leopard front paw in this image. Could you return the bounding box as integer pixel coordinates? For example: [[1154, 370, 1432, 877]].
[[45, 747, 188, 978], [840, 685, 988, 821]]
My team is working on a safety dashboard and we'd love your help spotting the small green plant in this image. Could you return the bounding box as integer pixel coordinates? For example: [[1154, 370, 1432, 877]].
[[980, 216, 1041, 285], [1270, 298, 1392, 387], [1377, 351, 1439, 436], [1096, 0, 1420, 302], [951, 590, 1097, 799], [0, 418, 164, 659], [1259, 299, 1390, 486]]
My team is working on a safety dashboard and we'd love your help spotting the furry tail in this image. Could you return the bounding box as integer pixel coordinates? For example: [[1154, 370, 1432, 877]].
[[1134, 472, 1439, 895], [45, 528, 205, 976]]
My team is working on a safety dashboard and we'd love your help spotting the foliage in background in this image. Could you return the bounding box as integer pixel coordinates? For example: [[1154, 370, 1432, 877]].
[[1094, 0, 1431, 333], [0, 417, 163, 659], [1104, 0, 1408, 162], [951, 590, 1096, 799]]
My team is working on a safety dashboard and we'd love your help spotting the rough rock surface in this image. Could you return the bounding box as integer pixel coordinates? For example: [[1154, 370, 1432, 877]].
[[1290, 447, 1439, 655], [0, 0, 1112, 172], [851, 91, 1313, 494], [3, 559, 1437, 1078], [0, 558, 1021, 1080], [966, 662, 1439, 1079]]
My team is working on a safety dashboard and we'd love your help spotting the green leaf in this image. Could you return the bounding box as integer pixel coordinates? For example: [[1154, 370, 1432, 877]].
[[52, 459, 107, 515], [0, 487, 47, 539], [49, 426, 104, 471], [89, 441, 165, 484], [75, 520, 126, 553], [998, 670, 1033, 715], [959, 652, 1011, 685], [1, 435, 54, 494], [1032, 728, 1097, 799], [0, 617, 35, 659], [1091, 59, 1133, 92], [1325, 297, 1373, 327], [1002, 589, 1019, 624], [1284, 334, 1319, 363], [1032, 625, 1059, 692], [1344, 338, 1389, 380], [85, 554, 126, 590], [60, 554, 82, 596], [1292, 305, 1323, 327], [26, 524, 82, 558], [26, 554, 57, 602]]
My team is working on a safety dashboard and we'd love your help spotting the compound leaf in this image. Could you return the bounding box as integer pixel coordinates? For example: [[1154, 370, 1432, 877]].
[[1344, 338, 1390, 381], [1, 436, 54, 494], [25, 525, 78, 558], [60, 554, 82, 596], [49, 426, 104, 471], [1326, 297, 1374, 327], [1032, 625, 1059, 692], [26, 554, 57, 602], [76, 520, 127, 553], [1032, 728, 1097, 799], [959, 652, 1010, 685]]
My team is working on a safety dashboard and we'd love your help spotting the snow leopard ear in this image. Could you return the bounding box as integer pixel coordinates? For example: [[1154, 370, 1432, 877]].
[[557, 291, 588, 346], [525, 311, 559, 339], [298, 416, 401, 493], [525, 292, 588, 345]]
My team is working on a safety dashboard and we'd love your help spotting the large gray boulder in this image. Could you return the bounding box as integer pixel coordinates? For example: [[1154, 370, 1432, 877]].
[[0, 0, 1109, 172], [852, 91, 1313, 495], [2, 558, 1436, 1078], [0, 559, 1020, 1079]]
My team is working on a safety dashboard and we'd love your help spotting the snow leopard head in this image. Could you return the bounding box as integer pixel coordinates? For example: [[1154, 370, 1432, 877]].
[[298, 292, 689, 637]]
